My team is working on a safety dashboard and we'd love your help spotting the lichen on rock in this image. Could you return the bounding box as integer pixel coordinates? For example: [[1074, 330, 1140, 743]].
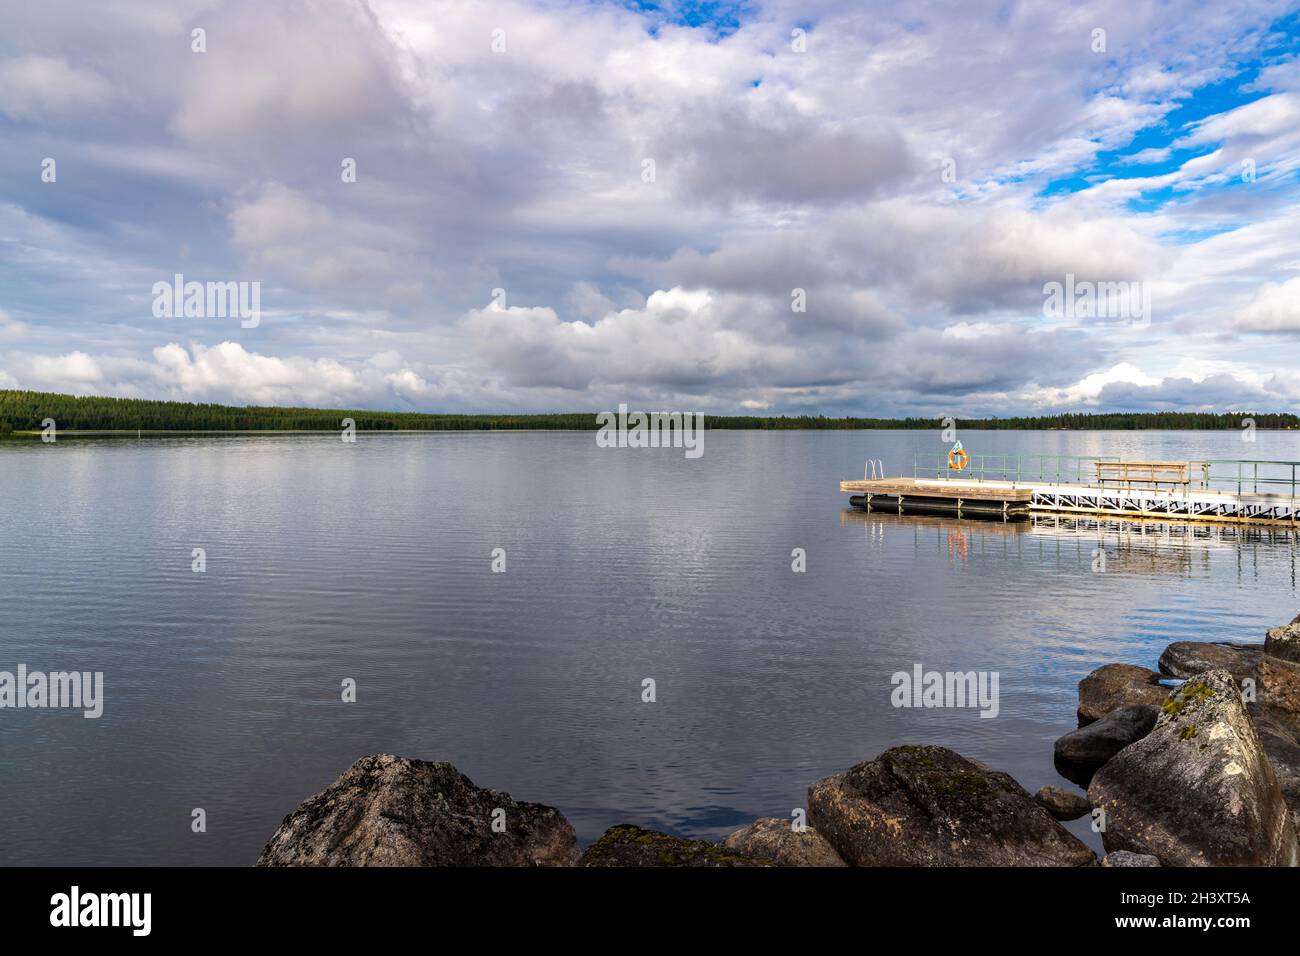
[[1089, 670, 1297, 867], [255, 754, 580, 866]]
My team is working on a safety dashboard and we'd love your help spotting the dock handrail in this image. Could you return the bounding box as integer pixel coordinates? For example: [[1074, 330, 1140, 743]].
[[1201, 459, 1300, 496], [914, 453, 1121, 485], [913, 453, 1300, 498]]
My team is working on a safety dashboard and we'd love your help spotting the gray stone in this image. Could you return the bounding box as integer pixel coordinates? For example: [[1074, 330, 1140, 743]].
[[1257, 655, 1300, 716], [1055, 704, 1159, 772], [1089, 670, 1297, 867], [1102, 851, 1160, 867], [807, 745, 1096, 867], [1033, 785, 1091, 821], [256, 754, 580, 866], [1254, 708, 1300, 816], [722, 818, 847, 866], [1159, 641, 1262, 681], [1265, 622, 1300, 665], [1077, 664, 1171, 725]]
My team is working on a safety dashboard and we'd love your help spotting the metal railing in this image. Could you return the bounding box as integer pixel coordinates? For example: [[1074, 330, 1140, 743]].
[[913, 453, 1300, 498], [1201, 459, 1300, 496], [914, 453, 1121, 485]]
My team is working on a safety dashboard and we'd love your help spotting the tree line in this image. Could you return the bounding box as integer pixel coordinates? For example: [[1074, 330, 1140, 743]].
[[0, 390, 1296, 434]]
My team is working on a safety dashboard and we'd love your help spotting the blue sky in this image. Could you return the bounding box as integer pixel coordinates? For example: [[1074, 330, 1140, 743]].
[[2, 0, 1300, 416], [620, 1, 755, 36], [1047, 14, 1300, 205]]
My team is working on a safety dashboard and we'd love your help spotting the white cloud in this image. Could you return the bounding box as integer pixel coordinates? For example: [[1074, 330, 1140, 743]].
[[0, 55, 111, 120], [5, 341, 536, 411], [168, 2, 410, 149], [151, 342, 362, 405], [28, 351, 106, 389], [1029, 362, 1162, 406], [1234, 277, 1300, 332], [463, 286, 804, 391], [0, 310, 26, 340], [1182, 92, 1300, 143], [227, 183, 427, 303]]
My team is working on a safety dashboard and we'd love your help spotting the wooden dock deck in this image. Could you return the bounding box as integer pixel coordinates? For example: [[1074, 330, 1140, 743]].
[[842, 473, 1300, 526], [841, 477, 1032, 500]]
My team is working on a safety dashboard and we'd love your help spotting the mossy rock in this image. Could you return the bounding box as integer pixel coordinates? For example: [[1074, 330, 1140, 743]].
[[1090, 669, 1297, 866], [579, 825, 774, 867], [808, 745, 1096, 866]]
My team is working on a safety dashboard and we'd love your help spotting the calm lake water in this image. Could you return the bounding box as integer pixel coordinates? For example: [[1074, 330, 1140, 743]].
[[2, 429, 1299, 865]]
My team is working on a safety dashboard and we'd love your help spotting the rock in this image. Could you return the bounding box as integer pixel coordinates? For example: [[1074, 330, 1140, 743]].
[[1159, 641, 1262, 681], [1088, 670, 1297, 867], [1102, 851, 1160, 867], [1054, 704, 1159, 778], [1257, 655, 1300, 716], [807, 745, 1096, 867], [722, 818, 847, 866], [1052, 756, 1094, 789], [1077, 664, 1171, 725], [1265, 622, 1300, 665], [579, 825, 771, 867], [255, 754, 579, 866], [1033, 785, 1091, 821], [1254, 710, 1300, 815]]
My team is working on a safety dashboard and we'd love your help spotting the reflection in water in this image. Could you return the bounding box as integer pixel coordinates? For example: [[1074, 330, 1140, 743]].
[[2, 430, 1299, 864], [845, 508, 1300, 582]]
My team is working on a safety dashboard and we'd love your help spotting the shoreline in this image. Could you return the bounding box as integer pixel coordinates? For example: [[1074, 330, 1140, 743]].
[[254, 613, 1300, 867]]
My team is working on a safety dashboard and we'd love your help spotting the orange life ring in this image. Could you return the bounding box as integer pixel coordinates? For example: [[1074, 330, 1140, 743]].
[[948, 449, 968, 471]]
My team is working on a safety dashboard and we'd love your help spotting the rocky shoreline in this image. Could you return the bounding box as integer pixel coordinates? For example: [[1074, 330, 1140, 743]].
[[255, 613, 1300, 867]]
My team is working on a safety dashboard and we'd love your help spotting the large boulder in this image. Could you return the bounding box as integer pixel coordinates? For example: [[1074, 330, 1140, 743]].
[[1088, 670, 1297, 866], [256, 755, 579, 866], [1077, 664, 1171, 724], [1159, 642, 1262, 681], [807, 745, 1096, 867], [579, 825, 771, 867], [1054, 703, 1159, 783], [723, 818, 846, 866], [1266, 619, 1300, 664]]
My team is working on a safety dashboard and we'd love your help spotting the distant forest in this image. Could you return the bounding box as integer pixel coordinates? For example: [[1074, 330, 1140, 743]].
[[0, 389, 1296, 434]]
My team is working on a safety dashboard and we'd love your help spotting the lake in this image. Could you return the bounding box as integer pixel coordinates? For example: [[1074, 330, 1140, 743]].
[[2, 428, 1298, 865]]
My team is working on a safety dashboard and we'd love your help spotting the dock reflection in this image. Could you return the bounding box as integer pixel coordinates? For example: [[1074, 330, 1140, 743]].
[[843, 508, 1300, 576]]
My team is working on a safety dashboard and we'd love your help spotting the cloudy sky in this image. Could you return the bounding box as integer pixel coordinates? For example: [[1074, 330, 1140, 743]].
[[2, 0, 1299, 416]]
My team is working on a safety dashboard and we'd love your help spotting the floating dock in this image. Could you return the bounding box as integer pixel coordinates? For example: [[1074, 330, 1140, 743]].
[[841, 477, 1032, 519], [844, 455, 1300, 526]]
